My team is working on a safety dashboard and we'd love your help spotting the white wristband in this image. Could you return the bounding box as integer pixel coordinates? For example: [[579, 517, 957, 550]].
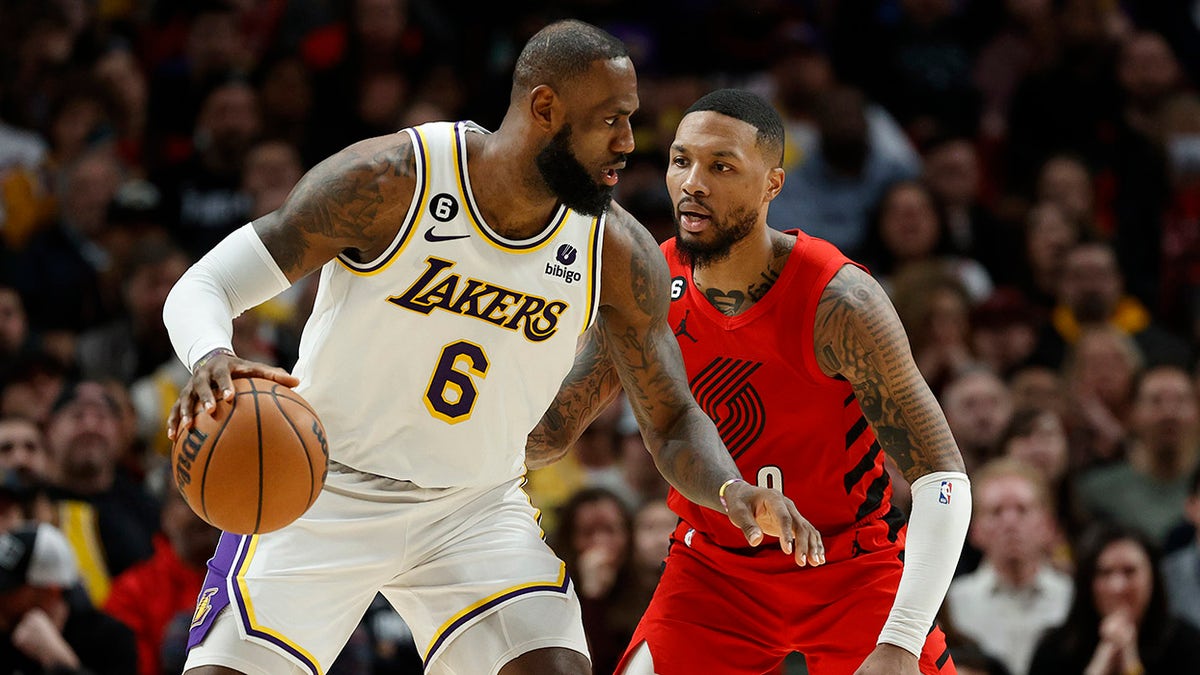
[[877, 470, 971, 657], [163, 223, 292, 371]]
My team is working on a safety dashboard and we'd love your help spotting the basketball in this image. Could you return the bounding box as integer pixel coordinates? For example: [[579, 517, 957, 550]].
[[171, 377, 329, 535]]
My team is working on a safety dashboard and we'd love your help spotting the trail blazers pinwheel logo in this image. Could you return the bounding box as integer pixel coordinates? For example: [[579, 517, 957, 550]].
[[690, 358, 764, 458]]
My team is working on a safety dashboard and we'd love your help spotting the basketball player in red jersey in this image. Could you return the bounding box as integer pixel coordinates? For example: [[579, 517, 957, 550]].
[[528, 89, 971, 675]]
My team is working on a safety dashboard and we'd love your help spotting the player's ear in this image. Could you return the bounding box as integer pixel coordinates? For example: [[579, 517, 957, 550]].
[[529, 85, 560, 133], [764, 167, 785, 202]]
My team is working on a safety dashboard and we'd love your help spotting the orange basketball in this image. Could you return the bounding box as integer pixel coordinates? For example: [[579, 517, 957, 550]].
[[171, 377, 328, 535]]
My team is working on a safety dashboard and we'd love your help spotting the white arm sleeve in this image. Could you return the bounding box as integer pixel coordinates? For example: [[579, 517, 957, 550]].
[[877, 470, 972, 657], [163, 224, 292, 371]]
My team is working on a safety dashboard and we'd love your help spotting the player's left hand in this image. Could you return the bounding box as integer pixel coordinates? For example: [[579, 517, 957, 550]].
[[854, 643, 921, 675], [721, 480, 824, 567]]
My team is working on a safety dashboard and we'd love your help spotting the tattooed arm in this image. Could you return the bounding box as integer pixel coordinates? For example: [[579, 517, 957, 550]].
[[165, 134, 418, 438], [814, 264, 970, 673], [525, 325, 622, 469], [587, 204, 822, 564], [256, 134, 419, 280], [813, 265, 966, 480]]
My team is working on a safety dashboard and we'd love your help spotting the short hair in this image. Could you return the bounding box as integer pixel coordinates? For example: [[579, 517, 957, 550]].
[[971, 456, 1054, 512], [684, 89, 785, 166], [512, 20, 628, 97]]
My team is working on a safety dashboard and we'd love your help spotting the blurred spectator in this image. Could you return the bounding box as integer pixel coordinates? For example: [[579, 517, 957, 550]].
[[1109, 31, 1184, 310], [156, 74, 260, 258], [241, 137, 304, 219], [41, 76, 118, 176], [947, 457, 1072, 675], [951, 641, 1014, 675], [0, 351, 70, 427], [9, 147, 126, 334], [103, 472, 219, 675], [41, 380, 158, 606], [0, 521, 137, 674], [921, 134, 1017, 284], [305, 0, 456, 159], [769, 85, 921, 253], [1076, 365, 1199, 545], [941, 366, 1014, 472], [553, 486, 652, 675], [971, 0, 1059, 143], [0, 284, 34, 374], [971, 288, 1040, 379], [92, 39, 150, 172], [1035, 153, 1102, 237], [889, 262, 977, 396], [1161, 464, 1200, 630], [1003, 0, 1128, 199], [0, 415, 50, 490], [75, 237, 190, 384], [1032, 240, 1192, 370], [252, 54, 317, 165], [1061, 325, 1143, 467], [858, 179, 994, 303], [144, 0, 254, 170], [1013, 200, 1081, 313], [630, 498, 673, 580], [998, 407, 1086, 557], [1008, 364, 1068, 419], [1028, 523, 1200, 675]]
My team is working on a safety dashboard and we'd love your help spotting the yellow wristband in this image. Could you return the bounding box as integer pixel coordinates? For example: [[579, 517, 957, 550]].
[[718, 477, 746, 512]]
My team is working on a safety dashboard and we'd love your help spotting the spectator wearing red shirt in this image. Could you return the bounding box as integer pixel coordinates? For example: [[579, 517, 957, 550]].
[[104, 475, 219, 675]]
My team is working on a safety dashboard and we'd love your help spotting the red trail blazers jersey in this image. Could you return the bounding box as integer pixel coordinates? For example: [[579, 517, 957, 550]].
[[663, 230, 897, 551]]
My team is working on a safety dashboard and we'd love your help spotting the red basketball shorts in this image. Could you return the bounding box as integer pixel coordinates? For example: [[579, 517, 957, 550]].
[[616, 515, 955, 675]]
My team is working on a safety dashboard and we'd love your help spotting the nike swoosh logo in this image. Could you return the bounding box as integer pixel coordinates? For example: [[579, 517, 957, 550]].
[[424, 228, 470, 243]]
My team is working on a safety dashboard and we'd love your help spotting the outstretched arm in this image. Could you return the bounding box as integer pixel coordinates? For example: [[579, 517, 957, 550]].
[[165, 134, 419, 439], [594, 203, 822, 564], [813, 264, 971, 672]]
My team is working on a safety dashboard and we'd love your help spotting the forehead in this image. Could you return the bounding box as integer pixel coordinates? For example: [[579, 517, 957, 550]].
[[0, 419, 39, 437], [674, 111, 760, 156], [566, 57, 638, 116]]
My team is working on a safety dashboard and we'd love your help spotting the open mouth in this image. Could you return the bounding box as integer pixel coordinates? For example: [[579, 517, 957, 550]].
[[601, 167, 620, 186], [679, 209, 710, 233]]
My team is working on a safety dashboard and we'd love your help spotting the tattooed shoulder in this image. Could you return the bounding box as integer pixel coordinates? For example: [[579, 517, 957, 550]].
[[262, 134, 418, 277], [602, 203, 670, 321], [813, 264, 964, 479]]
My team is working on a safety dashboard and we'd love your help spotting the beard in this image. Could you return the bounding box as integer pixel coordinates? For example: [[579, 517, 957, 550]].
[[673, 202, 758, 268], [535, 125, 615, 217]]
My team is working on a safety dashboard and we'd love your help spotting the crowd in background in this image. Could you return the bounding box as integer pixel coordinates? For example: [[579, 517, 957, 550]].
[[1, 1, 1200, 674]]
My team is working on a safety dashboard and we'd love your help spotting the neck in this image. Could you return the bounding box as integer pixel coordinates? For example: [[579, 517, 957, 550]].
[[467, 129, 560, 239], [1130, 440, 1194, 481], [991, 557, 1042, 588], [692, 227, 791, 317]]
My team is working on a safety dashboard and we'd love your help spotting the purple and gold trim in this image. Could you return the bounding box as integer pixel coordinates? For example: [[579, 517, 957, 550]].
[[225, 533, 324, 675], [336, 126, 428, 275], [422, 562, 572, 666], [453, 122, 567, 253]]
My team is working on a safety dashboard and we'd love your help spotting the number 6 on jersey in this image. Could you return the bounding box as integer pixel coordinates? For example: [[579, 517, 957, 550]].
[[425, 340, 490, 423]]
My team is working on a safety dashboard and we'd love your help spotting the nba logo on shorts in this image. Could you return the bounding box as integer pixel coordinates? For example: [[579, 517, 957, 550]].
[[938, 481, 952, 505]]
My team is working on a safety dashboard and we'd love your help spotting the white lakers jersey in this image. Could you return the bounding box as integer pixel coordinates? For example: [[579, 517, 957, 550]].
[[291, 121, 604, 487]]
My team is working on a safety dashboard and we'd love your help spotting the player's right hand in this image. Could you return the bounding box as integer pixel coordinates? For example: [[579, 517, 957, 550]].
[[167, 348, 301, 441], [721, 480, 825, 567]]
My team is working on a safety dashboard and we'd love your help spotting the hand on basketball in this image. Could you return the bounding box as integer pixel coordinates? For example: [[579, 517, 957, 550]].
[[854, 643, 920, 675], [167, 348, 301, 440], [721, 480, 824, 567]]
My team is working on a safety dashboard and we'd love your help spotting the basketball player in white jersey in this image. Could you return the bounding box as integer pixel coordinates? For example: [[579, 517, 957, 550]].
[[163, 19, 823, 675]]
